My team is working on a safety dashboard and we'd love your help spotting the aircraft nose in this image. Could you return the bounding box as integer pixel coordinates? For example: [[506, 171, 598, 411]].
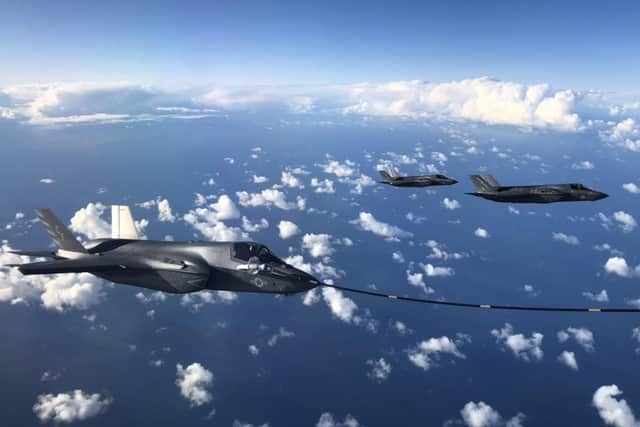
[[449, 179, 459, 185], [595, 191, 608, 200]]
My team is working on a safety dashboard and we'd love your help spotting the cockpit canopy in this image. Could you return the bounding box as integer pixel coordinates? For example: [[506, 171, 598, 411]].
[[569, 183, 587, 190], [434, 174, 448, 179], [232, 242, 281, 264]]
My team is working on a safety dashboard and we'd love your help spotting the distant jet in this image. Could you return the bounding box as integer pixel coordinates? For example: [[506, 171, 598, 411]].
[[7, 206, 318, 295], [378, 167, 458, 187], [466, 175, 608, 203]]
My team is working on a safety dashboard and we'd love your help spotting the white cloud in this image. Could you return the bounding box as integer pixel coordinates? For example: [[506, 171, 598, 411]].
[[474, 228, 489, 238], [341, 77, 581, 131], [407, 336, 467, 371], [552, 232, 580, 245], [604, 257, 640, 278], [157, 198, 176, 223], [442, 198, 461, 210], [583, 289, 609, 303], [320, 287, 358, 324], [406, 270, 434, 295], [278, 220, 301, 239], [319, 159, 355, 178], [558, 351, 578, 371], [613, 211, 637, 233], [176, 362, 214, 407], [592, 385, 640, 427], [459, 401, 525, 427], [232, 421, 269, 427], [366, 358, 391, 382], [33, 390, 111, 423], [351, 212, 413, 241], [39, 177, 55, 184], [491, 323, 543, 362], [241, 216, 269, 232], [425, 240, 466, 261], [421, 263, 454, 277], [281, 171, 304, 189], [248, 345, 259, 356], [237, 189, 304, 211], [135, 291, 166, 305], [69, 202, 111, 240], [572, 160, 594, 170], [623, 183, 640, 194], [267, 327, 295, 347], [253, 175, 268, 184], [210, 194, 241, 220], [180, 291, 237, 312], [311, 178, 335, 193], [392, 251, 405, 263], [557, 327, 595, 352], [302, 233, 334, 258], [632, 328, 640, 354], [316, 412, 360, 427], [183, 195, 247, 241], [1, 242, 105, 311]]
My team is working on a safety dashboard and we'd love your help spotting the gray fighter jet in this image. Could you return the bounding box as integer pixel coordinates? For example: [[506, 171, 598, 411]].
[[378, 168, 457, 187], [466, 175, 608, 203], [8, 206, 318, 295], [8, 206, 637, 314]]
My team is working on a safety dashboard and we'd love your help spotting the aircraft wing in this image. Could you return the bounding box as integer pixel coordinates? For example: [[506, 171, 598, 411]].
[[8, 256, 129, 275]]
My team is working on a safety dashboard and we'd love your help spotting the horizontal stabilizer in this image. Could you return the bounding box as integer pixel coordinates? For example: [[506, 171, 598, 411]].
[[378, 170, 392, 181], [9, 250, 59, 258]]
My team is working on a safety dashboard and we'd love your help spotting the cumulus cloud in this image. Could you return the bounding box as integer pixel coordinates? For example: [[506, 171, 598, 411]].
[[311, 178, 335, 193], [366, 358, 391, 382], [442, 198, 461, 210], [604, 257, 640, 278], [319, 159, 356, 178], [241, 216, 269, 232], [302, 233, 335, 258], [425, 240, 466, 261], [237, 189, 305, 211], [459, 401, 525, 427], [316, 412, 360, 427], [176, 362, 214, 407], [592, 385, 640, 427], [1, 242, 105, 311], [157, 198, 176, 222], [420, 263, 454, 277], [39, 177, 55, 184], [281, 171, 304, 189], [572, 160, 594, 170], [552, 232, 580, 245], [267, 327, 295, 347], [557, 327, 595, 352], [622, 183, 640, 194], [599, 211, 638, 233], [183, 195, 247, 241], [253, 175, 268, 184], [180, 291, 237, 312], [406, 270, 434, 295], [474, 228, 489, 238], [33, 390, 111, 423], [558, 351, 579, 371], [407, 335, 468, 371], [583, 289, 609, 303], [69, 202, 110, 240], [278, 220, 301, 239], [351, 212, 413, 241], [491, 323, 543, 362]]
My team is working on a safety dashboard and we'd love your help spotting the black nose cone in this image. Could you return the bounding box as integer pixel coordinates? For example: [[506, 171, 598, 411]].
[[594, 191, 608, 200]]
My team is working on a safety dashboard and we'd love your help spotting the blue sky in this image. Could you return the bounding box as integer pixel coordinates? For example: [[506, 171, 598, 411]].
[[2, 0, 640, 92]]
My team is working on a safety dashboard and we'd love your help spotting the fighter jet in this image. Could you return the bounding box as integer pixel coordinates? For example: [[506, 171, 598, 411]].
[[7, 206, 636, 314], [466, 175, 608, 203], [7, 206, 319, 295], [378, 167, 457, 187]]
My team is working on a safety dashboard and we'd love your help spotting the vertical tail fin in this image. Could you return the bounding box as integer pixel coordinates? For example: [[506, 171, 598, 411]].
[[34, 208, 87, 253], [111, 205, 139, 239], [390, 167, 400, 178], [469, 175, 500, 192], [378, 170, 393, 181]]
